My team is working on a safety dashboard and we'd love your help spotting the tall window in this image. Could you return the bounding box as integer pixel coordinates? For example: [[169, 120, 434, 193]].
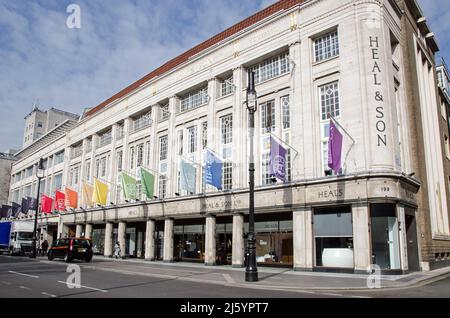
[[116, 124, 124, 140], [116, 150, 123, 172], [314, 30, 340, 62], [53, 174, 63, 192], [145, 141, 151, 167], [250, 52, 290, 84], [159, 136, 168, 161], [202, 122, 208, 149], [281, 96, 291, 129], [220, 75, 234, 97], [187, 126, 197, 154], [261, 100, 276, 134], [180, 87, 208, 112], [54, 151, 65, 165], [178, 130, 184, 156], [130, 146, 135, 170], [158, 175, 167, 199], [320, 81, 340, 175], [100, 157, 107, 178], [221, 114, 233, 190], [320, 81, 340, 120], [136, 143, 144, 167], [85, 160, 91, 181]]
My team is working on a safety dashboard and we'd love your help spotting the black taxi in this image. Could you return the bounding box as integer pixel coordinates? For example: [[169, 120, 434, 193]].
[[47, 237, 93, 263]]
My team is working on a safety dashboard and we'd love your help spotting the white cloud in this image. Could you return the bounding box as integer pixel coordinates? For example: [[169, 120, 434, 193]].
[[0, 0, 267, 151]]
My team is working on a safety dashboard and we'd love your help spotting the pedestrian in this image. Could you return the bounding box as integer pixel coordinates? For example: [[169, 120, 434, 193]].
[[114, 242, 121, 259], [41, 240, 49, 256]]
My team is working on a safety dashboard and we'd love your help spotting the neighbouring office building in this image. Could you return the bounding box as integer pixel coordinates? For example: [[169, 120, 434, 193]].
[[6, 0, 450, 273], [0, 151, 17, 206]]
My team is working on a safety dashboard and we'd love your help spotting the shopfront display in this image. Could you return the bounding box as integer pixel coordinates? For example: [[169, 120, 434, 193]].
[[174, 220, 205, 262], [245, 212, 293, 266], [91, 228, 105, 255], [216, 219, 232, 265], [313, 206, 353, 268]]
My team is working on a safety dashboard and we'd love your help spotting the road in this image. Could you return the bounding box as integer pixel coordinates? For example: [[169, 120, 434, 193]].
[[0, 255, 449, 298]]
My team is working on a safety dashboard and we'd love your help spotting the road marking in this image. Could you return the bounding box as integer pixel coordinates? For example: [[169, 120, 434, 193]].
[[8, 271, 39, 279], [19, 286, 31, 290], [42, 292, 57, 298], [320, 292, 344, 297], [350, 295, 372, 298], [1, 281, 11, 285], [57, 281, 108, 293], [223, 274, 235, 284]]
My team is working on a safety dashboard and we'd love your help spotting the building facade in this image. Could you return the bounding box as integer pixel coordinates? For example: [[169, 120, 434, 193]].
[[6, 0, 450, 273], [22, 107, 80, 149], [0, 152, 17, 206]]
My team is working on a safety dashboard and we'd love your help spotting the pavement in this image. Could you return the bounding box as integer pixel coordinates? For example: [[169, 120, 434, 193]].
[[1, 254, 449, 298]]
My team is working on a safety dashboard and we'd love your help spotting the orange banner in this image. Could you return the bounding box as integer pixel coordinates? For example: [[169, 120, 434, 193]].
[[65, 187, 78, 209]]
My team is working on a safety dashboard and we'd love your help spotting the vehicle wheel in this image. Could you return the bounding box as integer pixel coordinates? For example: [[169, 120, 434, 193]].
[[64, 253, 72, 263], [47, 252, 54, 261], [85, 256, 92, 263]]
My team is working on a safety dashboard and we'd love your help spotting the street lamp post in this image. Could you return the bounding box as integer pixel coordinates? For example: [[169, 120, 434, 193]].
[[30, 158, 44, 259], [245, 70, 258, 282]]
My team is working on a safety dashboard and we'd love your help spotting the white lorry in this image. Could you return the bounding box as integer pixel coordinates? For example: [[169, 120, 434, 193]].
[[0, 221, 34, 255]]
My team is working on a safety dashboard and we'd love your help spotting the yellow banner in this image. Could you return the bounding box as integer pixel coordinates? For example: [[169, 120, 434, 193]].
[[92, 179, 108, 206], [81, 183, 94, 207]]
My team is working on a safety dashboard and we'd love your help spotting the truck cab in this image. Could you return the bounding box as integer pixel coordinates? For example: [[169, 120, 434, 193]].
[[0, 221, 34, 255]]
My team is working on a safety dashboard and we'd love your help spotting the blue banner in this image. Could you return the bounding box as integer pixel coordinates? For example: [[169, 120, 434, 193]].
[[204, 150, 223, 190], [180, 159, 196, 194]]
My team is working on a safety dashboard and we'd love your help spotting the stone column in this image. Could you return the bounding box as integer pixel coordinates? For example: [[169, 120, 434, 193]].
[[163, 218, 174, 262], [85, 223, 93, 239], [352, 203, 371, 273], [293, 207, 313, 271], [145, 219, 156, 261], [232, 213, 244, 267], [118, 221, 127, 259], [104, 222, 113, 258], [75, 224, 83, 238], [204, 215, 216, 266]]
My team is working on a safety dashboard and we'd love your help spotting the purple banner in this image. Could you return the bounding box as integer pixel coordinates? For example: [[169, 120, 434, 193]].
[[269, 136, 287, 182], [328, 119, 343, 173]]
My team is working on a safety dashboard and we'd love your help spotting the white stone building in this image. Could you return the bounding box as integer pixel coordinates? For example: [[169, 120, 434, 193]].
[[6, 0, 450, 273]]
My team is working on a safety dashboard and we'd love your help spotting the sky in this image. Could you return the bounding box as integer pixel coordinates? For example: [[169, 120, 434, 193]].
[[0, 0, 448, 152]]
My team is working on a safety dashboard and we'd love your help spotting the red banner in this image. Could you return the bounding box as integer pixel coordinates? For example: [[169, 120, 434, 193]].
[[54, 190, 66, 212], [41, 195, 53, 214]]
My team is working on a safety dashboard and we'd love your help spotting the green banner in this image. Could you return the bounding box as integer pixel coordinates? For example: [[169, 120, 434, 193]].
[[140, 168, 155, 199], [121, 172, 137, 200]]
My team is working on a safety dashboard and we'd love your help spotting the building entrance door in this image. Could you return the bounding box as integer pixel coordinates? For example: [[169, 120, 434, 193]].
[[370, 203, 401, 270], [405, 209, 420, 271]]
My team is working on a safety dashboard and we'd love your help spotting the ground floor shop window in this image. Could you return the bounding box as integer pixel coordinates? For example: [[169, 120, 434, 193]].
[[370, 203, 401, 270], [314, 206, 353, 268], [245, 213, 293, 266], [216, 221, 232, 265], [174, 222, 205, 262], [92, 228, 105, 255]]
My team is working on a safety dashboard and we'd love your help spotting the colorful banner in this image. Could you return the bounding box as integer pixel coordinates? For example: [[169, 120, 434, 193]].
[[0, 205, 11, 218], [204, 150, 222, 190], [121, 172, 137, 200], [140, 168, 155, 199], [27, 196, 38, 211], [328, 119, 343, 173], [21, 197, 29, 214], [82, 183, 94, 207], [92, 179, 108, 206], [11, 202, 21, 217], [41, 195, 54, 214], [180, 159, 196, 194], [269, 136, 287, 182], [65, 188, 78, 209], [54, 190, 66, 211]]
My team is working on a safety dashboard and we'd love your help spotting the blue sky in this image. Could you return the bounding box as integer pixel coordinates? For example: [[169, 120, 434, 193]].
[[0, 0, 448, 152]]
